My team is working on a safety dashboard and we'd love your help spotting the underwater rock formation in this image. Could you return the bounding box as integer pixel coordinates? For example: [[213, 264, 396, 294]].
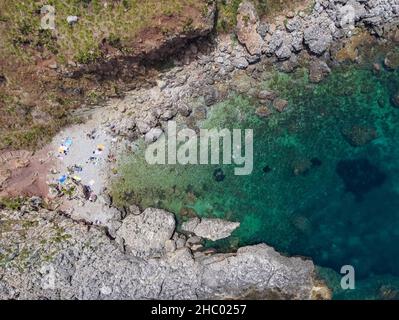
[[341, 125, 378, 147], [336, 158, 387, 200]]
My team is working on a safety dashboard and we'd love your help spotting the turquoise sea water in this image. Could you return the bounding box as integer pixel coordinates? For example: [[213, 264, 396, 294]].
[[113, 50, 399, 299]]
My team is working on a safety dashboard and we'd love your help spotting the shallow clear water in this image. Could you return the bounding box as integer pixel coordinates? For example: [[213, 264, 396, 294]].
[[113, 55, 399, 299]]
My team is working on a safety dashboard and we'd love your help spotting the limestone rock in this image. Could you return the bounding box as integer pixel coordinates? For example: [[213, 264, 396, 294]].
[[255, 106, 272, 118], [236, 0, 264, 56], [116, 207, 176, 258], [258, 90, 277, 101], [182, 217, 240, 241], [273, 98, 289, 113], [304, 20, 334, 55], [0, 208, 329, 300], [265, 30, 284, 56], [144, 128, 163, 143], [341, 125, 377, 147], [199, 244, 322, 300]]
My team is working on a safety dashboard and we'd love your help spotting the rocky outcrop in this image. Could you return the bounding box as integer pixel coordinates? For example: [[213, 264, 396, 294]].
[[0, 208, 330, 300], [144, 128, 163, 143], [303, 16, 334, 56], [263, 0, 399, 60], [236, 1, 264, 56], [116, 208, 175, 258], [182, 217, 240, 241]]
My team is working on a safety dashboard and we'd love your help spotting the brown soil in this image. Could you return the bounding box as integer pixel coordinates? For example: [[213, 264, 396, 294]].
[[0, 1, 213, 152], [0, 147, 53, 198]]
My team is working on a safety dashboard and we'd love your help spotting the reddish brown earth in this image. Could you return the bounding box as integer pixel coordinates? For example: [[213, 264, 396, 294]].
[[0, 147, 53, 198]]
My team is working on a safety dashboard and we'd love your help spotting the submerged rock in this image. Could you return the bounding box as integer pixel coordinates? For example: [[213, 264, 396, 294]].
[[341, 125, 377, 147], [309, 60, 331, 83], [203, 87, 219, 106], [258, 90, 277, 101], [255, 106, 272, 118], [390, 92, 399, 108], [336, 158, 386, 200], [292, 159, 312, 176], [310, 158, 322, 168], [182, 217, 240, 241], [213, 168, 226, 182], [144, 128, 163, 143], [384, 51, 399, 70], [273, 98, 289, 113], [304, 22, 333, 55]]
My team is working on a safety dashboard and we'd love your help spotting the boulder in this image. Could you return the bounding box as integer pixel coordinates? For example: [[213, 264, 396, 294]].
[[203, 87, 219, 106], [390, 92, 399, 108], [291, 31, 304, 52], [116, 207, 176, 258], [304, 21, 333, 55], [182, 217, 240, 241], [144, 128, 163, 143], [255, 106, 272, 118], [309, 60, 331, 83], [292, 159, 312, 176], [273, 98, 289, 113], [257, 22, 269, 39], [236, 1, 264, 56], [178, 103, 192, 117], [258, 90, 277, 101], [160, 108, 177, 121], [266, 31, 301, 59], [113, 118, 136, 139]]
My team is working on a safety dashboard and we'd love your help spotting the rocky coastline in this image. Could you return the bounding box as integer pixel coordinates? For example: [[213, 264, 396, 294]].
[[1, 0, 398, 300]]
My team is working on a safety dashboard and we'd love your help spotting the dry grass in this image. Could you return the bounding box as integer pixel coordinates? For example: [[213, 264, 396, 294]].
[[0, 0, 208, 151], [1, 0, 202, 63]]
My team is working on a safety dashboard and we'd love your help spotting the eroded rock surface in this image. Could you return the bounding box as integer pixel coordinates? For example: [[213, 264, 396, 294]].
[[0, 207, 330, 300], [116, 208, 175, 258], [182, 217, 240, 241], [236, 1, 264, 56]]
